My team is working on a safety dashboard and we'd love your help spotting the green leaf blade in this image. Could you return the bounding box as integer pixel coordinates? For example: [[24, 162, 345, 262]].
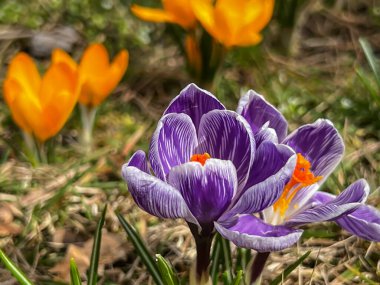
[[359, 37, 380, 87], [270, 250, 311, 285], [87, 204, 107, 285], [0, 249, 34, 285], [117, 212, 164, 285], [70, 258, 82, 285], [232, 270, 243, 285], [156, 254, 179, 285]]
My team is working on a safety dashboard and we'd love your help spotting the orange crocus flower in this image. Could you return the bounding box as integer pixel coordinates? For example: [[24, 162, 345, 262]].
[[52, 43, 128, 108], [131, 0, 197, 30], [191, 0, 275, 47], [3, 53, 78, 142]]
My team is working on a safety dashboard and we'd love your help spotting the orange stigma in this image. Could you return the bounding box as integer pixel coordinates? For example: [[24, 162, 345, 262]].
[[273, 153, 322, 217], [190, 153, 211, 166]]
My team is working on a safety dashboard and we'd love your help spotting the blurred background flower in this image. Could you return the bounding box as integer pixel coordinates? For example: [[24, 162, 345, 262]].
[[191, 0, 274, 48], [3, 52, 78, 163], [52, 43, 129, 150], [132, 0, 275, 88], [131, 0, 197, 30]]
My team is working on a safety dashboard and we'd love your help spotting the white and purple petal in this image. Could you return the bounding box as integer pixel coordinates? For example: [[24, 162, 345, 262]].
[[237, 90, 288, 142], [255, 126, 278, 147], [164, 83, 225, 130], [285, 179, 369, 226], [122, 163, 197, 224], [336, 205, 380, 242], [149, 113, 198, 181], [168, 159, 237, 225], [125, 150, 149, 174], [306, 182, 380, 242], [197, 110, 255, 189], [283, 119, 345, 210], [308, 191, 335, 205], [215, 215, 302, 252], [224, 142, 296, 218], [283, 119, 344, 178]]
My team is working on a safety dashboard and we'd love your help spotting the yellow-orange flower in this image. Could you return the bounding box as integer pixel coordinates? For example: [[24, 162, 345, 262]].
[[52, 43, 128, 108], [191, 0, 275, 47], [3, 52, 78, 142], [131, 0, 197, 30]]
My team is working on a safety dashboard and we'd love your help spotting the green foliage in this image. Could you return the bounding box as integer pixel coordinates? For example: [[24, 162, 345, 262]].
[[0, 249, 34, 285], [270, 251, 311, 285], [156, 254, 179, 285], [359, 38, 380, 87], [87, 204, 108, 285], [70, 258, 82, 285], [0, 205, 108, 285], [231, 270, 243, 285], [358, 38, 380, 111], [209, 234, 249, 285], [117, 212, 164, 285]]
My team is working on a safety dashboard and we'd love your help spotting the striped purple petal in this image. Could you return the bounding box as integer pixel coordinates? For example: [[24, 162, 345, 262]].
[[224, 142, 296, 218], [215, 215, 302, 252], [255, 127, 278, 147], [237, 90, 288, 142], [125, 150, 149, 174], [168, 159, 237, 225], [196, 110, 255, 189], [122, 156, 196, 224], [149, 113, 198, 181], [311, 184, 380, 242], [285, 179, 369, 226], [336, 204, 380, 242], [283, 119, 345, 210], [283, 119, 344, 178], [164, 83, 225, 130]]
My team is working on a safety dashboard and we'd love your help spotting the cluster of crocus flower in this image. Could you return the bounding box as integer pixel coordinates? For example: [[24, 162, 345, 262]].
[[131, 0, 274, 87], [3, 43, 128, 161], [122, 84, 380, 283]]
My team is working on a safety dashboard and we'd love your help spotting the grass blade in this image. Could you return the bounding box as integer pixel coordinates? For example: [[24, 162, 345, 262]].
[[117, 212, 164, 285], [236, 247, 251, 273], [270, 250, 311, 285], [0, 249, 34, 285], [210, 234, 223, 285], [356, 67, 380, 106], [156, 254, 179, 285], [232, 270, 243, 285], [87, 204, 107, 285], [345, 264, 378, 285], [221, 236, 233, 283], [70, 258, 82, 285], [359, 37, 380, 87]]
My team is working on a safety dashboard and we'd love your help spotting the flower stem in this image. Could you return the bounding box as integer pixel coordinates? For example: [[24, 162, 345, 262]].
[[36, 141, 48, 164], [80, 104, 97, 152], [250, 252, 270, 284], [188, 223, 214, 283], [22, 131, 38, 162]]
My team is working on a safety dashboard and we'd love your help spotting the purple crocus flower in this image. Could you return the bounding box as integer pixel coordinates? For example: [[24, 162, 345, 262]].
[[215, 89, 379, 255], [121, 84, 299, 278]]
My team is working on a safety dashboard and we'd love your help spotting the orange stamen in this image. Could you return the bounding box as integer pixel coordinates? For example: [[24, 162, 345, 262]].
[[190, 153, 211, 166], [273, 153, 322, 217]]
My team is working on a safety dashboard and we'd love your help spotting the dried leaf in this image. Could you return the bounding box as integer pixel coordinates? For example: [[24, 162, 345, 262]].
[[50, 231, 126, 282]]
